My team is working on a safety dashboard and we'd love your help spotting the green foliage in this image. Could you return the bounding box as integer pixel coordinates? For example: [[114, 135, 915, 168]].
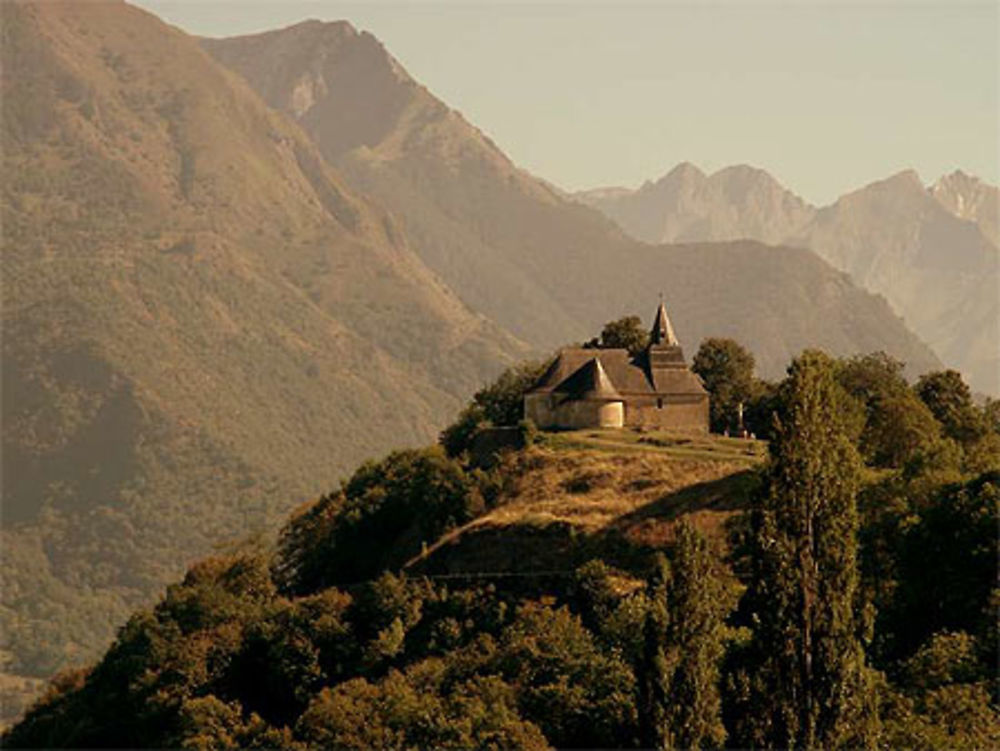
[[471, 361, 552, 428], [878, 632, 1000, 750], [983, 398, 1000, 434], [440, 360, 550, 457], [6, 347, 998, 749], [661, 523, 734, 750], [488, 603, 637, 749], [440, 403, 487, 457], [883, 472, 999, 664], [572, 560, 649, 664], [639, 554, 672, 750], [7, 556, 637, 750], [296, 667, 550, 751], [837, 352, 948, 468], [742, 378, 779, 441], [692, 337, 757, 433], [585, 315, 650, 357], [738, 350, 877, 750], [640, 525, 735, 750], [916, 370, 986, 445], [176, 695, 301, 751], [276, 448, 484, 592]]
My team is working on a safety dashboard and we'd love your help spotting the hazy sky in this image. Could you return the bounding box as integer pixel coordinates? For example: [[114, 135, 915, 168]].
[[136, 0, 998, 205]]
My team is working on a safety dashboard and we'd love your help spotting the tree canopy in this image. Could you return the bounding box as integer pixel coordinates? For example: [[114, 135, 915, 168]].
[[585, 315, 650, 357]]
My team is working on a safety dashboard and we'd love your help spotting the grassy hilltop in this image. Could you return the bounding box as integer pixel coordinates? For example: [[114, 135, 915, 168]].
[[6, 426, 764, 748], [7, 346, 999, 748], [408, 430, 763, 578]]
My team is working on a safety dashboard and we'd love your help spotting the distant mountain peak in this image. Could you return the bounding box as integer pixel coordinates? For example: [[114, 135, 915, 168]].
[[930, 169, 999, 247], [264, 18, 358, 37], [664, 161, 706, 181], [713, 163, 771, 179], [882, 168, 924, 188]]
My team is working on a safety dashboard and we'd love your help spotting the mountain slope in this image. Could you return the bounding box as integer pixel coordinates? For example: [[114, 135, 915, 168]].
[[930, 169, 999, 247], [1, 0, 527, 694], [790, 171, 998, 394], [203, 21, 940, 382], [578, 165, 998, 394]]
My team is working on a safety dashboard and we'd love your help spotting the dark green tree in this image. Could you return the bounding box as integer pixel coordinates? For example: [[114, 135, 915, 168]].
[[639, 553, 672, 750], [691, 338, 756, 433], [639, 526, 733, 751], [586, 315, 650, 357], [275, 448, 483, 593], [836, 352, 943, 467], [983, 398, 1000, 435], [662, 522, 733, 750], [471, 360, 552, 427], [743, 378, 779, 441], [885, 472, 999, 663], [915, 370, 985, 445], [439, 360, 550, 456], [880, 631, 1000, 750], [740, 350, 877, 750]]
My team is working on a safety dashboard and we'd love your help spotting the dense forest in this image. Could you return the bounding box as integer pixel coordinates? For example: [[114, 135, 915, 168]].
[[6, 332, 999, 749]]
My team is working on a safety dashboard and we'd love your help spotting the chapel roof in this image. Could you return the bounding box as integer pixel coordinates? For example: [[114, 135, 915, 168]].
[[528, 300, 706, 400], [553, 357, 623, 401]]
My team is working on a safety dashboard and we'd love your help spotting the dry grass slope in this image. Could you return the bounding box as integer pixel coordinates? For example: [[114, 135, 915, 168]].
[[407, 430, 764, 579]]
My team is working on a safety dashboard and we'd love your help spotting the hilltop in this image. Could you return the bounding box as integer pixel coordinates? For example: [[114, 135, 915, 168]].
[[6, 427, 764, 747], [7, 351, 998, 748], [407, 430, 764, 578]]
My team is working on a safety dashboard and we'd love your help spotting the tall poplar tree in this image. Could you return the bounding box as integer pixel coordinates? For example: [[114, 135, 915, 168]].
[[741, 350, 877, 750], [639, 553, 673, 751], [662, 522, 732, 750], [640, 524, 733, 750]]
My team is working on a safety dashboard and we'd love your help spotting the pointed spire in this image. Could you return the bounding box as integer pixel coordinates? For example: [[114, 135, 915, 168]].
[[650, 298, 679, 346]]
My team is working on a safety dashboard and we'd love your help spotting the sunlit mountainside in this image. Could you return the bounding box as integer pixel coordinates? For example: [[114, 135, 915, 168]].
[[1, 0, 527, 702], [203, 21, 940, 381], [3, 0, 986, 730]]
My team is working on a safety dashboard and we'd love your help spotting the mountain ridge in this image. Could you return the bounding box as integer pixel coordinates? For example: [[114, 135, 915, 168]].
[[203, 20, 941, 384], [1, 0, 527, 699], [576, 163, 998, 393]]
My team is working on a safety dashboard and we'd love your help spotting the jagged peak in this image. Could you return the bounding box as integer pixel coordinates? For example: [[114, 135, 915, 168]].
[[710, 163, 782, 185], [664, 161, 706, 182], [207, 17, 358, 43], [882, 168, 924, 188], [932, 169, 994, 191], [834, 169, 927, 205]]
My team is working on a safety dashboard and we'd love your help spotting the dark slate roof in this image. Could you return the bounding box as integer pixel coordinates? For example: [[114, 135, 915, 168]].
[[553, 357, 623, 401], [651, 301, 679, 346], [530, 348, 706, 399]]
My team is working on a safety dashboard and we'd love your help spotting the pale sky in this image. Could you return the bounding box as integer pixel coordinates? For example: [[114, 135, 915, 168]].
[[135, 0, 998, 206]]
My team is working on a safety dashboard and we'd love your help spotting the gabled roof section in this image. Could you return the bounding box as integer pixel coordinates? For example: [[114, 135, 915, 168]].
[[527, 347, 708, 398], [554, 357, 623, 401], [529, 349, 651, 394], [650, 301, 679, 347]]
